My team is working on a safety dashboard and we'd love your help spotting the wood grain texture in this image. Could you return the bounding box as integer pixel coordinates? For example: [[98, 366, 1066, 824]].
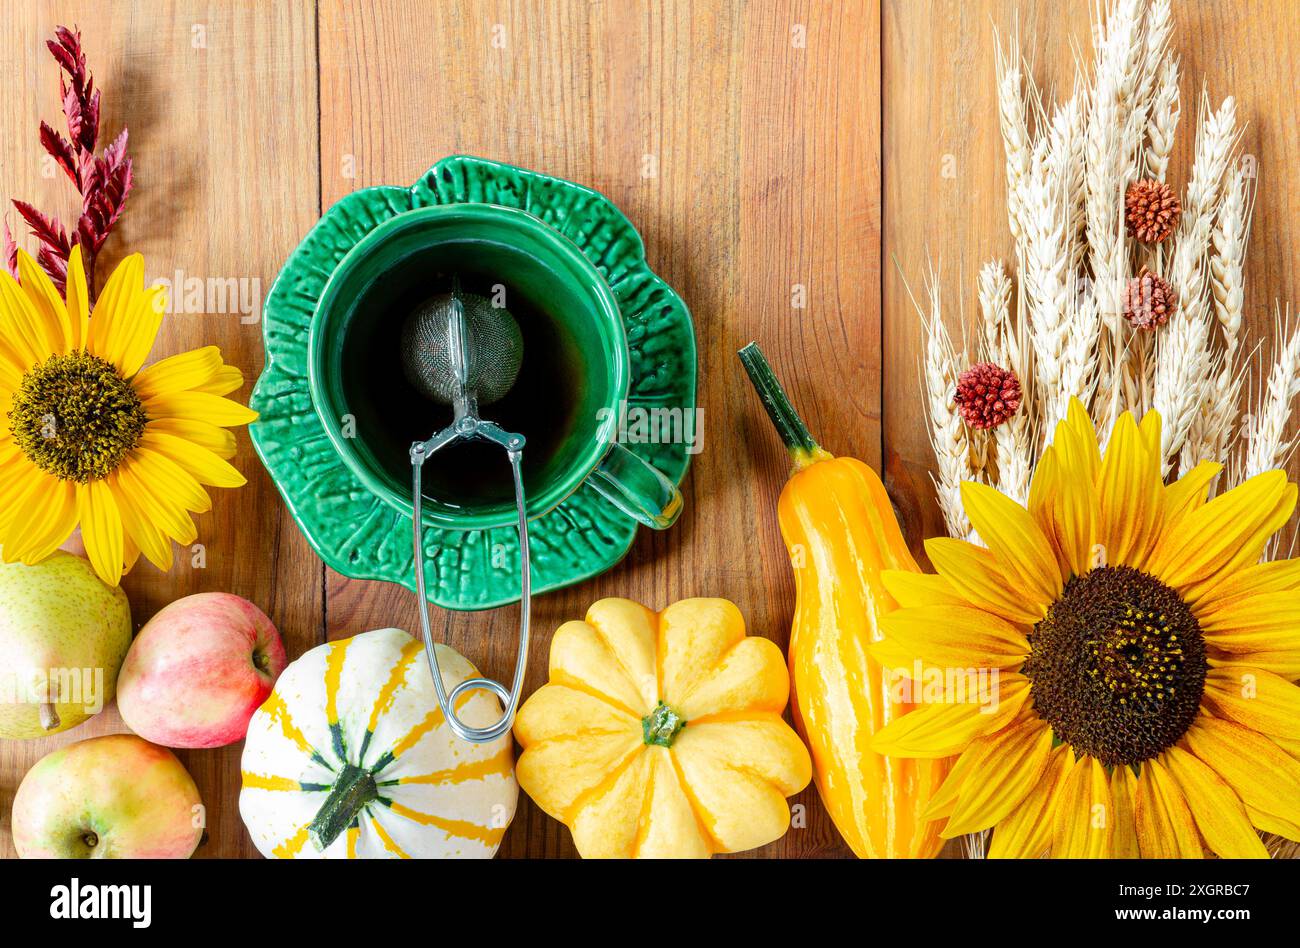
[[0, 0, 874, 860], [0, 0, 321, 859], [13, 0, 1296, 863], [882, 0, 1300, 560], [317, 0, 876, 859]]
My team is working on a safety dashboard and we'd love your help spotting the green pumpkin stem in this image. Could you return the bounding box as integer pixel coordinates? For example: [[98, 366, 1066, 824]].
[[642, 701, 687, 748], [308, 764, 377, 851], [738, 342, 829, 470]]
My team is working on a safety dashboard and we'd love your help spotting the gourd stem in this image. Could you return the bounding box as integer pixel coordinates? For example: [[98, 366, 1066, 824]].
[[308, 764, 377, 852], [738, 342, 829, 469]]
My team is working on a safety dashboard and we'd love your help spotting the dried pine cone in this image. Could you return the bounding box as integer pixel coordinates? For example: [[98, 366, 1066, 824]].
[[954, 362, 1021, 430], [1122, 270, 1177, 331], [1125, 179, 1181, 243]]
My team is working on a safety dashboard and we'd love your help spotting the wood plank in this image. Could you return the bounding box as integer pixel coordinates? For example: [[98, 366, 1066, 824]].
[[882, 0, 1300, 558], [0, 0, 321, 859], [316, 0, 876, 858]]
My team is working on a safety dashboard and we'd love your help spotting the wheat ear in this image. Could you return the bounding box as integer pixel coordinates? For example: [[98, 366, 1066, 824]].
[[994, 29, 1033, 246], [918, 275, 974, 540], [1183, 163, 1255, 468], [979, 261, 1034, 502], [1144, 55, 1181, 182], [1154, 94, 1238, 474], [1242, 309, 1300, 482]]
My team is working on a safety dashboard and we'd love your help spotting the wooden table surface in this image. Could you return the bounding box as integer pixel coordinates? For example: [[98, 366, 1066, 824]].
[[1, 0, 1295, 860]]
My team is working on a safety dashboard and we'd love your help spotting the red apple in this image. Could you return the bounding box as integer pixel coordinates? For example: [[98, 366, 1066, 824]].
[[117, 592, 287, 748], [12, 734, 203, 858]]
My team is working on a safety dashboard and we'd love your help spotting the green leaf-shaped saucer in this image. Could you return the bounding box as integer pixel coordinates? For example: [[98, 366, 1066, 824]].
[[249, 156, 696, 610]]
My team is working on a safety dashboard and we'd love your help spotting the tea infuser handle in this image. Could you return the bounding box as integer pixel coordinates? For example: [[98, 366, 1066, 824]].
[[409, 430, 531, 744]]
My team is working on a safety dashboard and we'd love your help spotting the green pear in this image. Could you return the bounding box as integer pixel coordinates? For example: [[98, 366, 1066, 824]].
[[0, 550, 132, 738]]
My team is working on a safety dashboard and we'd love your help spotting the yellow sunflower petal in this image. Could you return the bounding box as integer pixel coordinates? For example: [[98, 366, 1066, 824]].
[[115, 456, 199, 546], [922, 699, 1035, 816], [87, 253, 144, 367], [1200, 593, 1300, 654], [76, 479, 125, 586], [1192, 558, 1300, 617], [128, 445, 212, 515], [880, 569, 966, 609], [17, 251, 72, 352], [1040, 402, 1101, 576], [121, 531, 141, 574], [1046, 399, 1101, 482], [1110, 765, 1140, 858], [1134, 756, 1203, 858], [1097, 412, 1164, 570], [140, 430, 245, 488], [0, 345, 22, 393], [1026, 442, 1060, 536], [146, 417, 238, 459], [1203, 666, 1300, 743], [0, 444, 36, 520], [64, 244, 90, 350], [192, 364, 245, 396], [117, 286, 167, 377], [924, 538, 1045, 623], [1162, 745, 1269, 858], [142, 390, 258, 427], [131, 346, 223, 400], [869, 674, 1031, 758], [1051, 754, 1113, 858], [0, 450, 44, 534], [1208, 650, 1300, 679], [0, 265, 51, 367], [938, 717, 1054, 838], [874, 604, 1029, 670], [1148, 470, 1295, 591], [1163, 460, 1223, 525], [1138, 409, 1162, 459], [5, 477, 76, 564], [107, 470, 174, 571], [987, 745, 1072, 858], [1182, 716, 1300, 840], [960, 481, 1062, 606]]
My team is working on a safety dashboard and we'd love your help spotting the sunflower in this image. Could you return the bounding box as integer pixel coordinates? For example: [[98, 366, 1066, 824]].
[[0, 246, 257, 586], [872, 399, 1300, 858]]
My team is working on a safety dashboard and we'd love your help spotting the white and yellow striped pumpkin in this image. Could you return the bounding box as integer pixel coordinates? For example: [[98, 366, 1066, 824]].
[[239, 628, 517, 858]]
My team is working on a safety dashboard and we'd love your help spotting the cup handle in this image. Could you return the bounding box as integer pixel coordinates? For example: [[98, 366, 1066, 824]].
[[588, 442, 683, 529]]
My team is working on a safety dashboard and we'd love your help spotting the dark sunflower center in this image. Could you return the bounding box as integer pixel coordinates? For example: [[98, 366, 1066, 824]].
[[1023, 565, 1206, 766], [7, 351, 146, 483]]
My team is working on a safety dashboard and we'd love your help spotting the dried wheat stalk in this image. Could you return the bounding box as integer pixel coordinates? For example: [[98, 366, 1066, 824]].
[[919, 277, 975, 540], [995, 32, 1033, 246], [1144, 56, 1181, 183], [1182, 163, 1254, 468], [1242, 311, 1300, 481], [1153, 95, 1238, 474], [979, 261, 1035, 502]]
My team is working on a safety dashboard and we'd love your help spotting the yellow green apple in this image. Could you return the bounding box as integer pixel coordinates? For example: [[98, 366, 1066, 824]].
[[11, 733, 204, 858], [0, 551, 132, 738]]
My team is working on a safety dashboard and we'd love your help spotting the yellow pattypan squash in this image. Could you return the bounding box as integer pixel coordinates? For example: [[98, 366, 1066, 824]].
[[514, 597, 812, 858]]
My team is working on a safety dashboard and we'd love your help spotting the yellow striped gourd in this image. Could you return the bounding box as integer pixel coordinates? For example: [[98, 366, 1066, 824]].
[[239, 628, 517, 858]]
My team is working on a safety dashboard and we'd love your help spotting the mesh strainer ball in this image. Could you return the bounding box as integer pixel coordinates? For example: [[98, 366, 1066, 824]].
[[399, 290, 524, 406]]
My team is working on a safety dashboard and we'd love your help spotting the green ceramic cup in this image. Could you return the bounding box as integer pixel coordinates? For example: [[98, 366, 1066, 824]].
[[307, 203, 683, 532]]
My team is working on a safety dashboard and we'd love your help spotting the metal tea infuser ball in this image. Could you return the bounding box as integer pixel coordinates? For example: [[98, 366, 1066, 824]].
[[401, 277, 530, 743]]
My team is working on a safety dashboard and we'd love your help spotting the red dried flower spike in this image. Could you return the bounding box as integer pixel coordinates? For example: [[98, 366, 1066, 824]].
[[4, 25, 132, 299], [954, 362, 1022, 430]]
